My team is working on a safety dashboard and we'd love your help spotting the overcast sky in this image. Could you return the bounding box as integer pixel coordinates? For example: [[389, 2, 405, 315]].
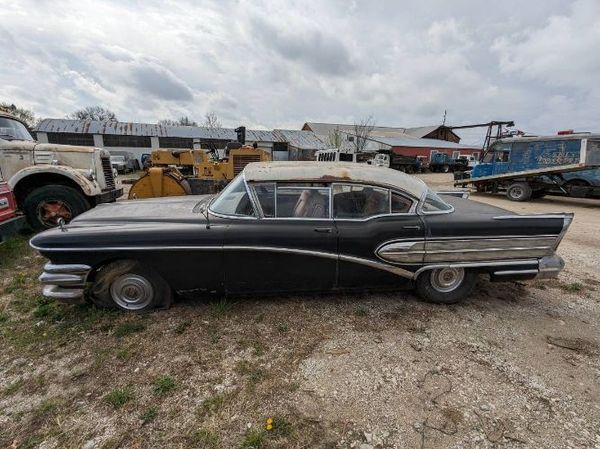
[[1, 0, 598, 143]]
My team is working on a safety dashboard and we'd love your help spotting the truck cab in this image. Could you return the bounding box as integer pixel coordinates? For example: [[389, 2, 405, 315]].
[[0, 112, 123, 230]]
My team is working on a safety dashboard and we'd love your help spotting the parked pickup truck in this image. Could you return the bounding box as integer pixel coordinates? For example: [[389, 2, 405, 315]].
[[0, 181, 24, 244], [370, 151, 422, 173], [454, 133, 600, 201], [429, 152, 468, 173], [0, 112, 123, 229]]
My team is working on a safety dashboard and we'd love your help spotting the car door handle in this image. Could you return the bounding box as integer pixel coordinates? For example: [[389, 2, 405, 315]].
[[402, 225, 421, 230], [314, 227, 332, 233]]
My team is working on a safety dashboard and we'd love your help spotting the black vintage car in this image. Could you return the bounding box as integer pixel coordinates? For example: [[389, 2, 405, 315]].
[[30, 162, 573, 312]]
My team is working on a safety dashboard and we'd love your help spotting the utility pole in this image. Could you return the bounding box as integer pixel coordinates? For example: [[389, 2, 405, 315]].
[[442, 110, 447, 126]]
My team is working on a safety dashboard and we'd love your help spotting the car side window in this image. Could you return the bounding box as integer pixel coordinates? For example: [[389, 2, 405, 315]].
[[276, 185, 330, 218], [391, 192, 412, 213], [333, 184, 390, 219], [252, 182, 275, 217], [210, 175, 255, 217]]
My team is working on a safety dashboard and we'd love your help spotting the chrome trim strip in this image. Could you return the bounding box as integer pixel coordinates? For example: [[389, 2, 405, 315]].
[[42, 285, 84, 300], [412, 259, 539, 279], [554, 213, 574, 249], [43, 263, 91, 274], [493, 269, 539, 276], [39, 272, 87, 286], [493, 214, 569, 220]]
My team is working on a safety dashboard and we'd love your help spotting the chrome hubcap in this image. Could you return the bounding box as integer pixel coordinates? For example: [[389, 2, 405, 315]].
[[110, 274, 154, 310], [430, 268, 465, 293], [511, 187, 523, 199]]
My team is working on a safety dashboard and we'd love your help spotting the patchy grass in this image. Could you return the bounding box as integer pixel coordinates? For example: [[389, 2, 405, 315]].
[[189, 428, 220, 448], [532, 280, 547, 290], [197, 393, 227, 417], [174, 319, 192, 334], [154, 375, 176, 396], [240, 429, 267, 449], [104, 386, 134, 408], [209, 298, 233, 317], [141, 407, 158, 425], [235, 360, 266, 386], [354, 305, 369, 317], [3, 378, 23, 396], [277, 323, 289, 333], [561, 282, 584, 293], [114, 321, 146, 337]]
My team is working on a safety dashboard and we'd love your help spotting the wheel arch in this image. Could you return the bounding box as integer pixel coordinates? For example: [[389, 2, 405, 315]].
[[10, 168, 95, 206]]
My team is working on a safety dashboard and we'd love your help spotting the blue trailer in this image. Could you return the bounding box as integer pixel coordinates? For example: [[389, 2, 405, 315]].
[[454, 133, 600, 201]]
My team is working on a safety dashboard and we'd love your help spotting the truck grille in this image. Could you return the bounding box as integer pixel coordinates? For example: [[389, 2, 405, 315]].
[[233, 155, 262, 176], [100, 157, 116, 189]]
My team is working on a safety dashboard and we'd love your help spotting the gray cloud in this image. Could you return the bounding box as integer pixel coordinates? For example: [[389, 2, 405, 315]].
[[0, 0, 597, 137], [129, 61, 194, 101]]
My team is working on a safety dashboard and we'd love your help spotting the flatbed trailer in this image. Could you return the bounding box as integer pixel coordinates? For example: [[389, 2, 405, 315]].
[[454, 133, 600, 201]]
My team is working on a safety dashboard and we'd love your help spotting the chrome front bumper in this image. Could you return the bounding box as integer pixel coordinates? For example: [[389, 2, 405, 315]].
[[39, 263, 91, 301]]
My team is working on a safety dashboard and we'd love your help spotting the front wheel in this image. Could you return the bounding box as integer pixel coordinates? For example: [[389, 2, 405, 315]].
[[415, 267, 477, 304], [23, 185, 90, 230], [506, 182, 532, 202], [90, 260, 172, 312]]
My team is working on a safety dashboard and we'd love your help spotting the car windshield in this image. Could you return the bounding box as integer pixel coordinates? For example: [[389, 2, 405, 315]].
[[209, 174, 255, 217], [0, 117, 34, 141], [421, 190, 453, 213]]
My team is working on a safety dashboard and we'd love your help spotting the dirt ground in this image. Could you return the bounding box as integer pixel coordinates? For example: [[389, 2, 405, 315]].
[[0, 173, 598, 449]]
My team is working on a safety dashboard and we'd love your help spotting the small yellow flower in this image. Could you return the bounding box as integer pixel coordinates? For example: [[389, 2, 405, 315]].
[[266, 424, 273, 431], [266, 417, 273, 430]]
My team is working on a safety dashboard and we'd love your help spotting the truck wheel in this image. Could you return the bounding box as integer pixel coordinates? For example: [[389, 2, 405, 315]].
[[415, 267, 477, 304], [506, 182, 532, 202], [23, 185, 90, 231], [90, 260, 172, 312]]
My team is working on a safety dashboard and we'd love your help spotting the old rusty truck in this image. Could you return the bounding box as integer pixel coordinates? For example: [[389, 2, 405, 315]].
[[0, 111, 122, 230]]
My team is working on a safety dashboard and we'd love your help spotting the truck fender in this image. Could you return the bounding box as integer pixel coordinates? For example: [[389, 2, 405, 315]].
[[8, 165, 100, 197]]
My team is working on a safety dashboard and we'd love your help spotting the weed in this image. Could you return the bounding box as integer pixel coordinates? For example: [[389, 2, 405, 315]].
[[33, 297, 64, 321], [114, 321, 145, 337], [154, 375, 176, 396], [270, 416, 293, 437], [277, 323, 289, 333], [235, 361, 265, 385], [561, 282, 584, 293], [0, 312, 8, 323], [240, 429, 266, 449], [354, 306, 368, 317], [19, 436, 42, 449], [5, 272, 27, 294], [198, 393, 226, 416], [532, 280, 546, 290], [3, 378, 23, 396], [210, 299, 233, 317], [116, 347, 130, 360], [141, 407, 157, 425], [175, 319, 191, 334], [104, 386, 133, 408], [190, 428, 220, 448]]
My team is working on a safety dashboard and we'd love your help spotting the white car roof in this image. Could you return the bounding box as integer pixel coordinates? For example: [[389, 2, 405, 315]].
[[243, 161, 427, 198]]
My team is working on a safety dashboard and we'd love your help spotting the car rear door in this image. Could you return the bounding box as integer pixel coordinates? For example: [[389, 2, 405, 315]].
[[223, 182, 337, 294], [332, 183, 424, 290]]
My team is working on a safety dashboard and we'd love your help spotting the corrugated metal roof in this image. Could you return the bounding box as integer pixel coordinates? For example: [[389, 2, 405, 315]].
[[273, 129, 329, 150], [35, 119, 328, 149], [303, 122, 457, 140], [369, 135, 478, 150]]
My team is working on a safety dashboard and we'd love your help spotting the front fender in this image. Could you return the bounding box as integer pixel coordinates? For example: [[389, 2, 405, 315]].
[[8, 165, 102, 196]]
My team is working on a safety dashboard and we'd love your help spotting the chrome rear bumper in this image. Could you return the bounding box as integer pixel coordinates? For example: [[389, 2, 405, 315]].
[[39, 263, 91, 301], [491, 254, 564, 280]]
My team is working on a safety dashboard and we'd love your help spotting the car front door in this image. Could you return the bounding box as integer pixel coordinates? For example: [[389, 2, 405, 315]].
[[332, 183, 425, 290], [222, 181, 337, 294]]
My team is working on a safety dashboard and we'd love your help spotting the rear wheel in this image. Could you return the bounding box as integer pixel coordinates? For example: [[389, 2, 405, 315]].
[[23, 185, 90, 230], [415, 267, 477, 304], [506, 182, 532, 202], [90, 260, 172, 312]]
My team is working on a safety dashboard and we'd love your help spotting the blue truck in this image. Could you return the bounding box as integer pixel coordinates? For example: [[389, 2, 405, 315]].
[[454, 133, 600, 201]]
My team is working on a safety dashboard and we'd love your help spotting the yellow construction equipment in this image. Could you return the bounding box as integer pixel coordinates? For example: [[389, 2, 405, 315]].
[[129, 142, 271, 199]]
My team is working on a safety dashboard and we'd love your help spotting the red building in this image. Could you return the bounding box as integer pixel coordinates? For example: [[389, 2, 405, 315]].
[[367, 135, 480, 162]]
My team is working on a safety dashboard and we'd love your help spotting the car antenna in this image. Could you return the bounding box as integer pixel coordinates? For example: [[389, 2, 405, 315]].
[[202, 203, 211, 229]]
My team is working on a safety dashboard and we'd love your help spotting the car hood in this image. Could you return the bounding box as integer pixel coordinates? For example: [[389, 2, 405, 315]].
[[69, 195, 214, 226]]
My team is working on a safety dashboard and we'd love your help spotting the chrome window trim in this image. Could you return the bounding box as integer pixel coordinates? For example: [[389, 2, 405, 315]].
[[417, 190, 455, 215]]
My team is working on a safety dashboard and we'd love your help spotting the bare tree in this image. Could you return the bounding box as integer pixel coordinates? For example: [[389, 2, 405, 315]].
[[327, 126, 343, 149], [352, 115, 375, 152], [158, 116, 198, 127], [1, 102, 38, 127], [202, 111, 222, 129], [69, 106, 118, 121]]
